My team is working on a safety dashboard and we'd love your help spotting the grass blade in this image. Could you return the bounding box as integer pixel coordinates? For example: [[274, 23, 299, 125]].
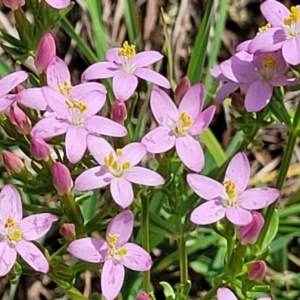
[[124, 0, 141, 48]]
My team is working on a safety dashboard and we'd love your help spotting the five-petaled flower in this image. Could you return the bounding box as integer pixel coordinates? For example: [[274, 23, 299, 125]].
[[68, 210, 152, 300], [187, 152, 280, 226], [142, 84, 215, 172], [75, 137, 165, 208], [0, 185, 58, 276], [82, 41, 170, 101]]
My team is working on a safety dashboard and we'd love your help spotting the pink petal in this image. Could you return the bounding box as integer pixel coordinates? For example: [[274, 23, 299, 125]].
[[134, 68, 170, 88], [121, 143, 146, 166], [150, 88, 178, 126], [215, 81, 239, 104], [85, 115, 127, 137], [0, 242, 16, 276], [17, 88, 47, 110], [47, 57, 70, 90], [239, 188, 280, 210], [224, 152, 250, 195], [75, 166, 113, 191], [42, 86, 68, 117], [245, 80, 272, 112], [87, 135, 114, 165], [179, 83, 204, 119], [32, 116, 69, 140], [110, 178, 134, 208], [45, 0, 70, 9], [82, 62, 118, 81], [125, 166, 165, 186], [236, 40, 251, 52], [272, 77, 300, 86], [141, 126, 175, 154], [0, 95, 16, 112], [68, 237, 107, 263], [226, 207, 252, 226], [0, 184, 23, 223], [113, 72, 138, 101], [20, 213, 58, 241], [121, 243, 152, 271], [72, 82, 107, 97], [65, 126, 88, 164], [0, 71, 28, 97], [101, 259, 125, 300], [176, 135, 204, 172], [260, 0, 289, 27], [190, 200, 226, 225], [106, 48, 122, 64], [217, 288, 237, 300], [189, 105, 216, 136], [282, 38, 300, 65], [16, 240, 49, 273], [132, 51, 163, 68], [106, 210, 134, 246], [187, 174, 225, 199]]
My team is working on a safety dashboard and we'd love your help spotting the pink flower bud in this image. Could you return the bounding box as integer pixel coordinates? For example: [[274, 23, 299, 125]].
[[30, 135, 51, 161], [2, 150, 24, 173], [111, 100, 127, 124], [9, 106, 32, 135], [155, 153, 164, 161], [52, 162, 73, 195], [237, 212, 264, 245], [248, 260, 267, 281], [175, 76, 191, 105], [59, 223, 75, 239], [3, 0, 25, 10], [35, 33, 56, 74], [136, 292, 151, 300]]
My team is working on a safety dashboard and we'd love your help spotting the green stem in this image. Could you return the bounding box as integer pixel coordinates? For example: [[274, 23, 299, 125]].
[[178, 233, 188, 284], [258, 100, 300, 247], [226, 236, 235, 267], [141, 195, 150, 293], [201, 285, 220, 300]]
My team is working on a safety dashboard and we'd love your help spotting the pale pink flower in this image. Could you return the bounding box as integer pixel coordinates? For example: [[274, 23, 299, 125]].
[[75, 137, 164, 208], [32, 57, 127, 163], [0, 185, 58, 276], [68, 210, 152, 300], [82, 41, 170, 101], [142, 84, 215, 172], [188, 152, 280, 226], [3, 0, 24, 10], [217, 288, 271, 300], [45, 0, 70, 9]]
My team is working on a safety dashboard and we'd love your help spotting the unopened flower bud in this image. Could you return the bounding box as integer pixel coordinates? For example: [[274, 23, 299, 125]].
[[248, 260, 267, 281], [59, 223, 75, 240], [136, 292, 151, 300], [111, 100, 127, 124], [3, 0, 25, 10], [2, 150, 24, 173], [35, 33, 56, 74], [237, 212, 264, 245], [155, 153, 164, 161], [52, 162, 73, 195], [231, 92, 245, 110], [30, 135, 51, 161], [9, 106, 32, 135], [175, 76, 191, 105]]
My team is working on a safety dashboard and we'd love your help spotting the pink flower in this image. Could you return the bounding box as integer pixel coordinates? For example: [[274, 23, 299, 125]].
[[75, 137, 165, 208], [217, 288, 237, 300], [111, 99, 127, 124], [68, 210, 152, 300], [248, 1, 300, 65], [52, 162, 73, 196], [0, 71, 28, 112], [3, 0, 25, 10], [45, 0, 70, 9], [0, 185, 58, 276], [248, 260, 267, 281], [2, 150, 24, 173], [174, 76, 191, 105], [30, 135, 51, 161], [188, 152, 280, 226], [32, 57, 127, 163], [9, 105, 32, 135], [141, 84, 215, 172], [82, 41, 170, 101]]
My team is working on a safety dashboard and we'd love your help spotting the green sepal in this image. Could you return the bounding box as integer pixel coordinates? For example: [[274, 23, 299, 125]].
[[159, 281, 175, 300]]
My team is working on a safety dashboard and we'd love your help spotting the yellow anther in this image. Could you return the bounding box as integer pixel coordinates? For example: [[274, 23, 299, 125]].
[[112, 161, 119, 171], [122, 162, 131, 170], [73, 100, 88, 113], [258, 23, 271, 33], [116, 149, 123, 157], [223, 180, 237, 200], [262, 54, 276, 68], [118, 247, 128, 256], [58, 80, 72, 95], [105, 152, 115, 167], [118, 41, 136, 58], [11, 229, 22, 241], [5, 217, 18, 228], [108, 233, 119, 248], [179, 112, 193, 128], [65, 99, 73, 109], [284, 6, 300, 26]]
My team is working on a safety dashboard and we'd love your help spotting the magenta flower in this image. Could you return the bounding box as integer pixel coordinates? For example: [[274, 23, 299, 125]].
[[141, 84, 215, 172], [0, 185, 58, 276], [188, 152, 280, 226], [75, 137, 165, 208], [82, 41, 170, 101], [215, 50, 299, 112], [32, 57, 127, 163], [248, 1, 300, 65], [68, 210, 152, 300]]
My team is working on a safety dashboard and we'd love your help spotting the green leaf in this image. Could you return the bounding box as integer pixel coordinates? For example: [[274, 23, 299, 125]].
[[124, 0, 141, 47], [261, 209, 279, 251], [159, 281, 175, 299], [0, 30, 22, 47], [82, 191, 98, 222]]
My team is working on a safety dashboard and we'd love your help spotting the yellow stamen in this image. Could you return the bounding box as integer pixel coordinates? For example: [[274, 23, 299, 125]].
[[223, 180, 237, 200], [5, 217, 18, 228], [65, 99, 88, 113], [108, 233, 119, 248], [262, 54, 276, 68], [283, 6, 300, 26], [116, 149, 123, 157], [118, 248, 127, 256], [11, 229, 22, 241], [118, 41, 136, 58], [175, 112, 193, 135], [112, 160, 119, 171], [58, 80, 72, 95], [258, 23, 271, 33], [122, 162, 131, 170]]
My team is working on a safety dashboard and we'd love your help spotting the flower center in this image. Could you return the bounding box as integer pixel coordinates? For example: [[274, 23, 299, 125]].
[[104, 150, 131, 177], [4, 217, 22, 245], [174, 112, 193, 136], [118, 41, 136, 74], [65, 99, 88, 126], [223, 180, 238, 207], [58, 80, 72, 96], [107, 233, 128, 260], [258, 23, 271, 34], [118, 41, 136, 58], [283, 6, 300, 37], [259, 54, 277, 81]]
